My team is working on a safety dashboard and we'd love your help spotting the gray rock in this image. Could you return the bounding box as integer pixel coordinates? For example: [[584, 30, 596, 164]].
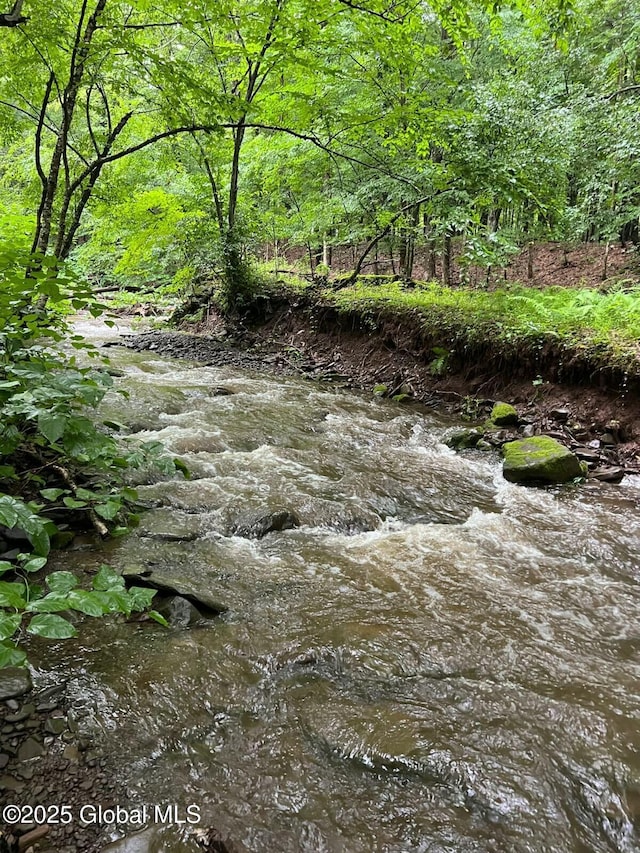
[[62, 744, 79, 761], [590, 466, 625, 483], [600, 432, 616, 445], [445, 429, 483, 450], [574, 447, 601, 462], [44, 716, 68, 735], [5, 704, 34, 723], [520, 424, 536, 438], [0, 774, 24, 792], [154, 595, 204, 628], [17, 737, 44, 761], [231, 507, 300, 539], [122, 567, 227, 614], [550, 408, 570, 422], [0, 668, 32, 701]]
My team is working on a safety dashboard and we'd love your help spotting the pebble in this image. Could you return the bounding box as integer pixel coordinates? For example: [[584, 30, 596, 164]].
[[36, 700, 60, 712], [0, 773, 25, 791], [62, 744, 79, 761]]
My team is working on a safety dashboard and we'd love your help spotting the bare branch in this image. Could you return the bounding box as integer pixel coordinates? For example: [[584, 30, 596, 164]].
[[607, 84, 640, 100], [0, 0, 27, 26], [335, 0, 411, 23]]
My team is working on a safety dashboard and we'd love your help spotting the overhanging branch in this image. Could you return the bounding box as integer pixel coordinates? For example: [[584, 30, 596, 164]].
[[0, 0, 27, 26]]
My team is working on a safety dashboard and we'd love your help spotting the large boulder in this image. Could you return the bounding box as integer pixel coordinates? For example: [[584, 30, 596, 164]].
[[502, 436, 585, 484]]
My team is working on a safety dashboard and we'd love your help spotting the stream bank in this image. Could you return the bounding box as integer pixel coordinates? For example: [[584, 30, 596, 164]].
[[124, 293, 640, 477]]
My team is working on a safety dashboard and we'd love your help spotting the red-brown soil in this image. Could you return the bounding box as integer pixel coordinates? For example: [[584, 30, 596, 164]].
[[166, 295, 640, 474]]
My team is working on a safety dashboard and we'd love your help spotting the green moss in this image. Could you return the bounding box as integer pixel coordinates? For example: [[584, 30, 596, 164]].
[[502, 436, 583, 484], [446, 428, 483, 450], [489, 402, 518, 426]]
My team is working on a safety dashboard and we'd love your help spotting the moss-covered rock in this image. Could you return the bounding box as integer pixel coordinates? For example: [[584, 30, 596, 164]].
[[502, 436, 585, 484], [490, 402, 519, 426], [446, 428, 483, 450]]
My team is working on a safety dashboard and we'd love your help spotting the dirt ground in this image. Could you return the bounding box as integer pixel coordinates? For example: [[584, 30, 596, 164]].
[[267, 241, 640, 289]]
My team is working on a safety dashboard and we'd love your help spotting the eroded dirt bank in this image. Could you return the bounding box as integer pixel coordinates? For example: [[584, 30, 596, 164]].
[[121, 295, 640, 476]]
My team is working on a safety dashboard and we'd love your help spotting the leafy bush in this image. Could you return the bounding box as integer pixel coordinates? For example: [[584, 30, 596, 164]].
[[0, 250, 178, 664]]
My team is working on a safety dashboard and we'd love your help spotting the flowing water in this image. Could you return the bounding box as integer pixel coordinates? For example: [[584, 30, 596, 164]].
[[30, 321, 640, 852]]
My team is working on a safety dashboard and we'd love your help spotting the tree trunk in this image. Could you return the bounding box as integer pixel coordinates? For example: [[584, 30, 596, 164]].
[[602, 242, 610, 281], [527, 241, 534, 280], [442, 235, 452, 286]]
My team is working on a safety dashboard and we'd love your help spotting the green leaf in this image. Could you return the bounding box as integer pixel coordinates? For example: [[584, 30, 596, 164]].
[[0, 561, 14, 575], [67, 589, 107, 616], [21, 556, 47, 573], [62, 497, 87, 509], [27, 614, 77, 639], [38, 412, 67, 444], [173, 458, 191, 479], [0, 502, 19, 528], [0, 612, 22, 641], [46, 571, 79, 594], [0, 581, 26, 609], [26, 594, 71, 613], [127, 586, 156, 612], [94, 500, 121, 520], [40, 488, 68, 501], [148, 610, 170, 627], [92, 564, 125, 592], [92, 589, 133, 615], [0, 641, 27, 668]]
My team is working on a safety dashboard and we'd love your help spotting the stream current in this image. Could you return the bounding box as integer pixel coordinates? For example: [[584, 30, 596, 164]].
[[32, 321, 640, 852]]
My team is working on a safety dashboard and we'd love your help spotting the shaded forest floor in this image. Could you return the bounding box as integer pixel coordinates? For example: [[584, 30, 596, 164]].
[[270, 240, 640, 289]]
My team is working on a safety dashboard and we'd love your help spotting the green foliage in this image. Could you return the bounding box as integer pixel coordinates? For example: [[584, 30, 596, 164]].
[[0, 249, 179, 664], [0, 558, 166, 668]]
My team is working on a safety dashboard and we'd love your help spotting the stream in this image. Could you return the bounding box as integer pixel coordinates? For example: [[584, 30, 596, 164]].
[[28, 320, 640, 852]]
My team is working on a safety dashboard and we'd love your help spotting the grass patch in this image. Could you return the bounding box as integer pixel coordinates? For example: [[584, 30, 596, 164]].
[[265, 277, 640, 376]]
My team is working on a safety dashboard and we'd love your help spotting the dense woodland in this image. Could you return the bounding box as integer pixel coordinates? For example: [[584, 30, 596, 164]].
[[0, 0, 639, 665], [0, 0, 639, 307]]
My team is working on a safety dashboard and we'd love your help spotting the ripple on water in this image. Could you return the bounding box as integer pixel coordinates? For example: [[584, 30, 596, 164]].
[[33, 323, 640, 852]]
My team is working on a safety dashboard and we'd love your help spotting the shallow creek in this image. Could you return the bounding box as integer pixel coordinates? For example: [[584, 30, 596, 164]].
[[28, 321, 640, 852]]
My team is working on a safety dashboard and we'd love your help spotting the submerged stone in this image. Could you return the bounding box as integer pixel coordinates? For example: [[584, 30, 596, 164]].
[[231, 507, 300, 539], [489, 402, 519, 426], [502, 436, 585, 484]]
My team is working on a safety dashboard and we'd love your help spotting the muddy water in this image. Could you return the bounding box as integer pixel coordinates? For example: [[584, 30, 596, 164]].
[[33, 322, 640, 852]]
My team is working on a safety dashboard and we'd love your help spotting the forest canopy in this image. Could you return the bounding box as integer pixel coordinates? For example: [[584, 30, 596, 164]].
[[0, 0, 637, 307]]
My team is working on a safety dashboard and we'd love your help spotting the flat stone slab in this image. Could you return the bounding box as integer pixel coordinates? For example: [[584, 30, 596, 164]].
[[122, 566, 227, 615]]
